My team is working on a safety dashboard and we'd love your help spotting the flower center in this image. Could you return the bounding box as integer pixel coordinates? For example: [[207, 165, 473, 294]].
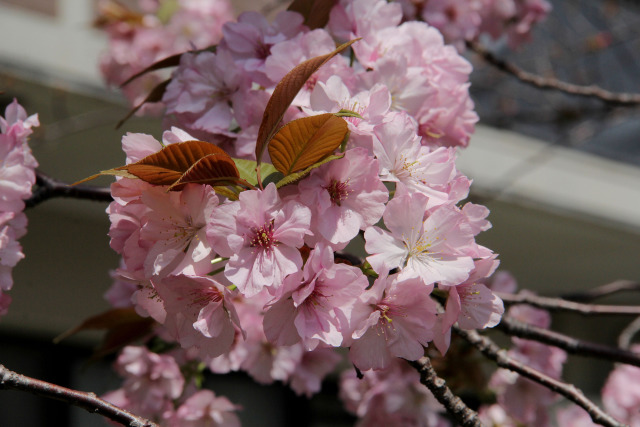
[[324, 179, 351, 206], [256, 42, 272, 60], [250, 219, 277, 251]]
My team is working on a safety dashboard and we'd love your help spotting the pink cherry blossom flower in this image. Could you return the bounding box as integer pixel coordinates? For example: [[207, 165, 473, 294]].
[[304, 75, 391, 152], [328, 0, 403, 42], [104, 345, 185, 420], [169, 390, 240, 427], [163, 49, 250, 136], [140, 184, 218, 278], [298, 148, 388, 247], [340, 357, 449, 426], [421, 0, 483, 50], [98, 0, 232, 112], [0, 99, 39, 212], [348, 273, 438, 371], [365, 188, 475, 285], [220, 10, 306, 87], [439, 256, 502, 335], [602, 344, 640, 425], [555, 405, 598, 427], [152, 274, 242, 359], [0, 99, 38, 315], [372, 113, 456, 206], [208, 183, 311, 297], [265, 29, 354, 107], [288, 347, 342, 397], [263, 243, 369, 349]]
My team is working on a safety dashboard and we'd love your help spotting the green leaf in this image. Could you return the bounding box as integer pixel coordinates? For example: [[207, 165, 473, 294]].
[[233, 158, 280, 187], [275, 154, 343, 188]]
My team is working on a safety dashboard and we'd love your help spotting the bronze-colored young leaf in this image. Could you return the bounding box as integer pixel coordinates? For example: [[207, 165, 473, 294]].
[[53, 307, 150, 344], [275, 154, 343, 188], [255, 38, 360, 165], [124, 140, 238, 188], [287, 0, 337, 30], [168, 153, 243, 190], [116, 78, 170, 129], [269, 113, 348, 175], [71, 168, 137, 186], [120, 45, 216, 87], [120, 53, 183, 87], [94, 0, 144, 28]]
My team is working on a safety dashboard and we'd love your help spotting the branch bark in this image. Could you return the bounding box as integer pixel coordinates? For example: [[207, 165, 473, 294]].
[[25, 170, 112, 209], [561, 280, 640, 302], [0, 364, 159, 427], [408, 357, 484, 427], [496, 291, 640, 316], [454, 327, 625, 427], [496, 315, 640, 368], [468, 41, 640, 106]]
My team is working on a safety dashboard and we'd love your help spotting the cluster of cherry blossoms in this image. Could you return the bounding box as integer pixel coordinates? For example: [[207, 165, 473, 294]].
[[0, 100, 39, 318], [396, 0, 552, 50], [96, 0, 511, 424], [97, 0, 233, 114]]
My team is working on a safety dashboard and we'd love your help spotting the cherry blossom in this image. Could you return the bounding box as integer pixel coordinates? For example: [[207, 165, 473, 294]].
[[298, 148, 388, 248], [103, 345, 185, 420], [169, 390, 241, 427], [220, 11, 306, 87], [208, 183, 311, 297], [348, 273, 438, 370], [602, 345, 640, 426], [365, 187, 476, 285], [263, 243, 368, 349], [152, 274, 242, 358]]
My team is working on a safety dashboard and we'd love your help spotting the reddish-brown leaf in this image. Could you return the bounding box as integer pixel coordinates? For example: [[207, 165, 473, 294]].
[[123, 140, 238, 189], [169, 153, 243, 190], [116, 78, 170, 129], [92, 318, 156, 359], [255, 38, 359, 165], [54, 308, 149, 343], [269, 113, 348, 175], [287, 0, 338, 29], [120, 45, 216, 87]]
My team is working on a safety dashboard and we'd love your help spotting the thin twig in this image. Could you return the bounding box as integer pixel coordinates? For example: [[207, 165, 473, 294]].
[[496, 291, 640, 316], [619, 317, 640, 350], [408, 357, 484, 427], [468, 41, 640, 106], [497, 315, 640, 368], [561, 280, 640, 302], [25, 170, 112, 209], [0, 364, 159, 427], [454, 327, 625, 427]]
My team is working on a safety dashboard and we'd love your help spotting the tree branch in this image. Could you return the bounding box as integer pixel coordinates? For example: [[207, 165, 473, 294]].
[[0, 364, 159, 427], [25, 170, 112, 209], [467, 41, 640, 106], [496, 291, 640, 316], [619, 316, 640, 350], [454, 327, 625, 427], [496, 315, 640, 368], [408, 357, 484, 427], [561, 280, 640, 302]]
